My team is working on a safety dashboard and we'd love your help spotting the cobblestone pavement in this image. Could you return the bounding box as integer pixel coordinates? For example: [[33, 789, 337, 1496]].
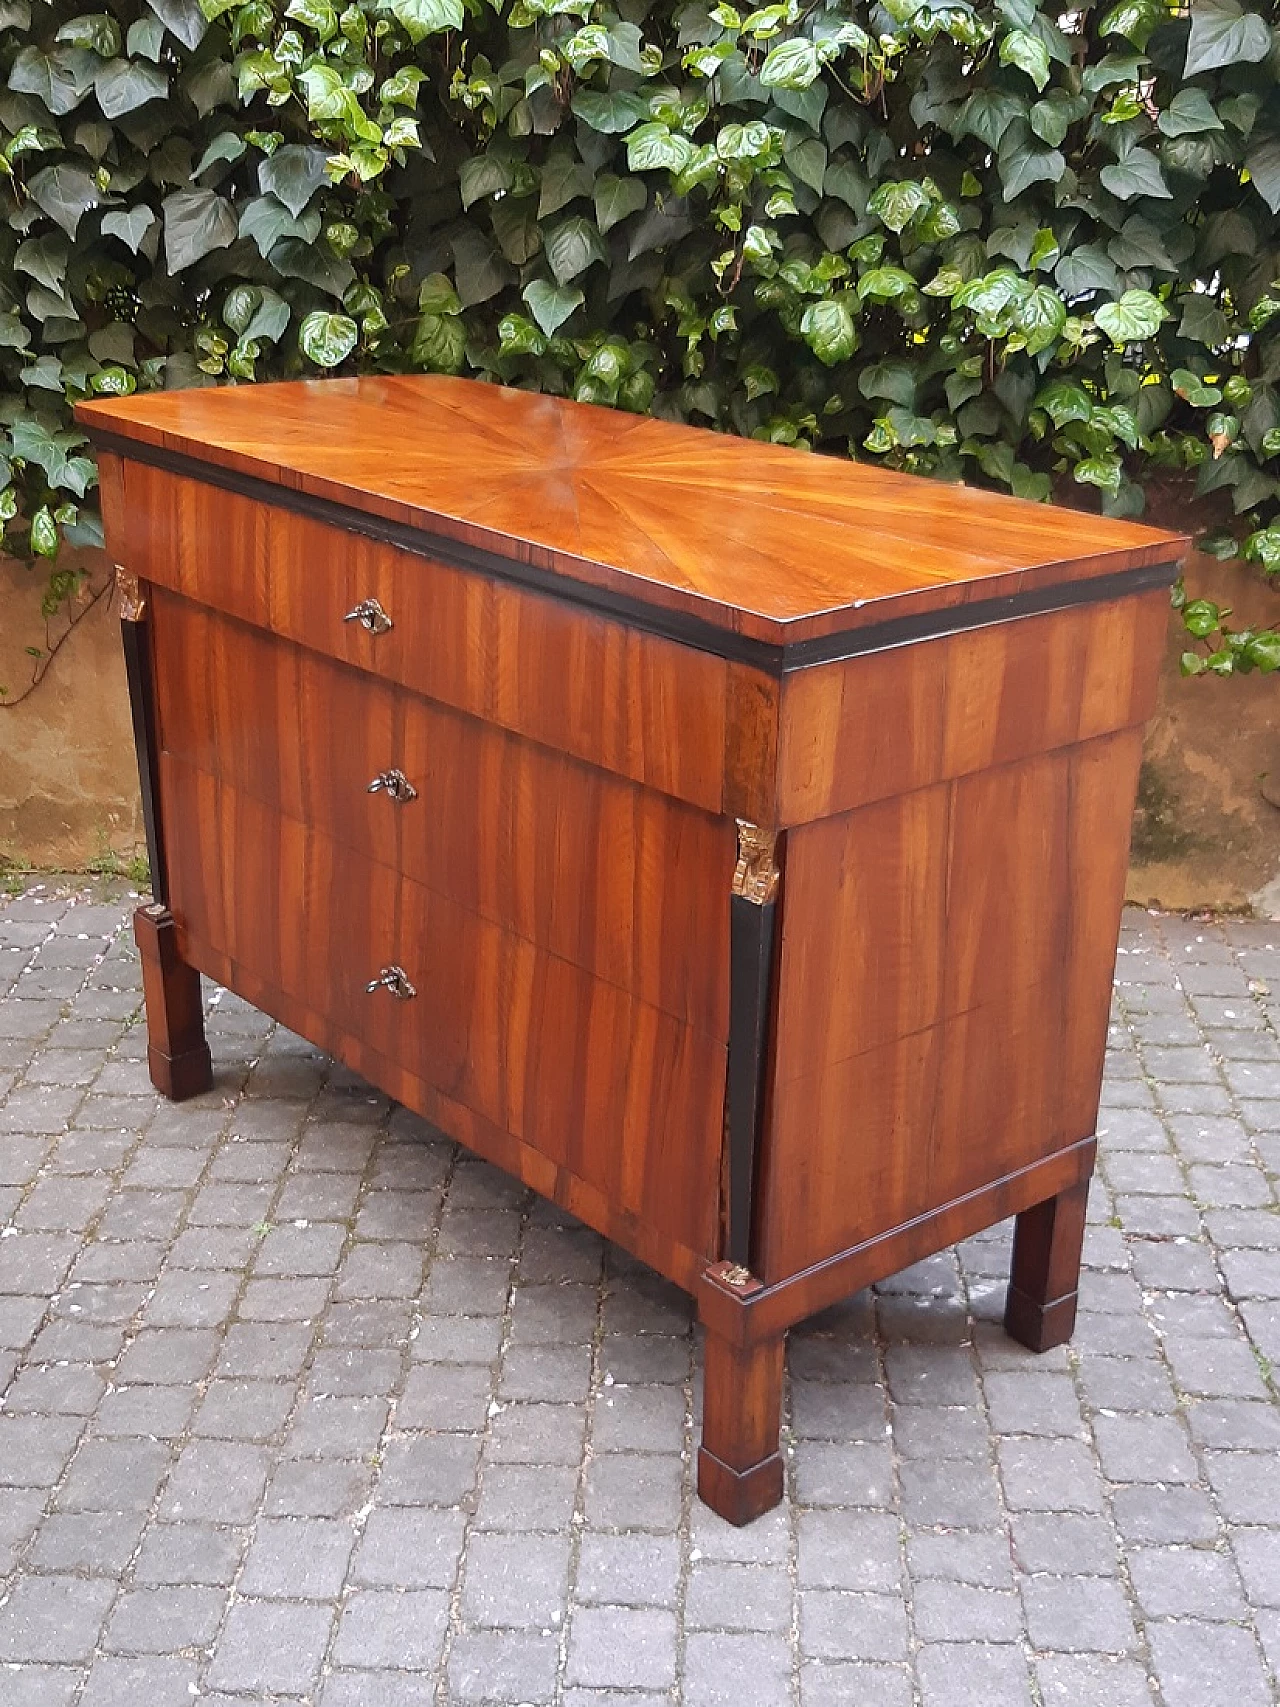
[[0, 881, 1277, 1707]]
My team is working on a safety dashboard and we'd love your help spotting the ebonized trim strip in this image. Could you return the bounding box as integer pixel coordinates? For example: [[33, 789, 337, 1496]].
[[89, 429, 1178, 677], [120, 606, 168, 906], [727, 890, 778, 1268]]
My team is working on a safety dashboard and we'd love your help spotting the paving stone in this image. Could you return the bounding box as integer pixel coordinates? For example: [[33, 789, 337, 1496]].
[[916, 1641, 1034, 1707], [158, 1441, 271, 1523], [1147, 1621, 1274, 1707], [1111, 1484, 1221, 1545], [471, 1463, 578, 1532], [0, 1577, 116, 1662], [240, 1515, 357, 1598], [576, 1532, 681, 1607], [103, 1585, 224, 1653], [1010, 1512, 1119, 1576], [1129, 1545, 1248, 1618], [132, 1521, 244, 1587], [207, 1599, 336, 1694], [1034, 1653, 1156, 1707], [797, 1511, 903, 1592], [998, 1437, 1107, 1512], [28, 1511, 146, 1575], [191, 1378, 295, 1442], [685, 1631, 791, 1706], [1020, 1575, 1138, 1653], [906, 1530, 1013, 1588], [461, 1530, 572, 1626], [583, 1451, 682, 1531], [377, 1434, 482, 1508], [1092, 1414, 1200, 1484], [331, 1589, 449, 1670], [78, 1655, 200, 1707], [448, 1630, 560, 1705], [349, 1507, 465, 1590], [565, 1607, 677, 1690]]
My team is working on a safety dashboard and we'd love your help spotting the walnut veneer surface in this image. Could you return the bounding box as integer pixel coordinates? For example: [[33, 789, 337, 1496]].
[[78, 376, 1187, 1524]]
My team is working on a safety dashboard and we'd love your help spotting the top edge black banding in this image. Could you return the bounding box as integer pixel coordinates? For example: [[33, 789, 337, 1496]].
[[89, 428, 1179, 678]]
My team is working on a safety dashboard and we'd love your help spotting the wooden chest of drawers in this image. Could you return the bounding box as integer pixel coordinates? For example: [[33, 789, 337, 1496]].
[[79, 376, 1185, 1523]]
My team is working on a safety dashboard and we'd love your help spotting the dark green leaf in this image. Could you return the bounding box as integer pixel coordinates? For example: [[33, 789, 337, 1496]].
[[259, 145, 328, 216], [27, 165, 102, 237], [593, 174, 647, 233], [146, 0, 208, 49], [868, 179, 929, 232], [522, 278, 584, 335], [56, 13, 121, 56], [386, 0, 462, 40], [94, 58, 169, 119], [1183, 0, 1270, 76], [8, 46, 98, 116], [545, 214, 608, 284], [1158, 88, 1224, 138], [162, 187, 238, 271], [1100, 147, 1171, 201], [1246, 132, 1280, 213]]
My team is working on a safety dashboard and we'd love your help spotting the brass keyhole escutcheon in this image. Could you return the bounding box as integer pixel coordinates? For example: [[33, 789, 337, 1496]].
[[365, 966, 416, 1000], [343, 597, 393, 634], [367, 768, 417, 803]]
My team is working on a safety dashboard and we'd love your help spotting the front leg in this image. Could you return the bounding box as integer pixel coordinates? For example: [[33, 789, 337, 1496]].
[[134, 903, 212, 1101], [697, 1265, 785, 1525], [1004, 1177, 1090, 1352]]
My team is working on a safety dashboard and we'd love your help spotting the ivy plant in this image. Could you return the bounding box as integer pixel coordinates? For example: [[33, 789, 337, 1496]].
[[2, 0, 1279, 673]]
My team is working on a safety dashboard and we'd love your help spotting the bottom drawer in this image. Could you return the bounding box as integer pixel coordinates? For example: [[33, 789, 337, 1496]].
[[160, 755, 726, 1263]]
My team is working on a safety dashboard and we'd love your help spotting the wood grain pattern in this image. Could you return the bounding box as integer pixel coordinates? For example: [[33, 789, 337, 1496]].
[[117, 461, 729, 811], [755, 727, 1144, 1283], [78, 375, 1186, 648], [775, 588, 1168, 824], [94, 376, 1179, 1526], [161, 756, 725, 1271], [152, 591, 732, 1037]]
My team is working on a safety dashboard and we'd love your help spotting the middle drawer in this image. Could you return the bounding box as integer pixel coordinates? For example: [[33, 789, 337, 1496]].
[[152, 588, 731, 1041]]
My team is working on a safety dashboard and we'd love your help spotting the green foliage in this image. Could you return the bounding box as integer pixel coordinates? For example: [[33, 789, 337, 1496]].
[[3, 0, 1280, 669]]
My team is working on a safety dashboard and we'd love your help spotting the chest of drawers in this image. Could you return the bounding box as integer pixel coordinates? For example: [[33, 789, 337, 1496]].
[[79, 376, 1185, 1523]]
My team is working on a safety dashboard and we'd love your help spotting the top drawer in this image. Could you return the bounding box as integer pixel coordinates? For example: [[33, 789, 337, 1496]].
[[105, 455, 729, 813]]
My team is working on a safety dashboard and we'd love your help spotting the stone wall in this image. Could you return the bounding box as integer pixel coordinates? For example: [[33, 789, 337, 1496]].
[[0, 550, 143, 873], [1, 543, 1277, 911]]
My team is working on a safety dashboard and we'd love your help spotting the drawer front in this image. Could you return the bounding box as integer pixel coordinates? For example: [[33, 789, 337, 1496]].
[[152, 591, 731, 1041], [161, 757, 726, 1262], [117, 459, 728, 812]]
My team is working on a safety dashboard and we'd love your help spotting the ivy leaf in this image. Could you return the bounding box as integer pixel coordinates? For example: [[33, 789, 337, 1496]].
[[238, 194, 319, 256], [298, 309, 358, 366], [1098, 0, 1166, 48], [101, 205, 158, 253], [1179, 294, 1229, 346], [29, 505, 59, 558], [162, 187, 238, 271], [999, 29, 1051, 90], [1055, 245, 1119, 297], [1074, 453, 1124, 495], [94, 58, 169, 119], [800, 298, 857, 365], [1013, 284, 1067, 353], [955, 88, 1026, 149], [459, 153, 515, 208], [1100, 148, 1171, 200], [1035, 378, 1093, 425], [386, 0, 462, 40], [522, 278, 583, 336], [410, 311, 465, 372], [14, 234, 69, 294], [259, 145, 328, 216], [27, 165, 102, 238], [760, 38, 822, 88], [626, 122, 695, 173], [1095, 288, 1168, 344], [146, 0, 207, 49], [593, 174, 647, 234], [1000, 145, 1065, 200], [545, 215, 608, 284], [1245, 132, 1280, 214], [867, 179, 929, 232], [193, 132, 247, 175], [1183, 0, 1271, 76], [55, 13, 122, 56], [8, 46, 98, 116], [571, 89, 649, 133], [1158, 88, 1224, 138]]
